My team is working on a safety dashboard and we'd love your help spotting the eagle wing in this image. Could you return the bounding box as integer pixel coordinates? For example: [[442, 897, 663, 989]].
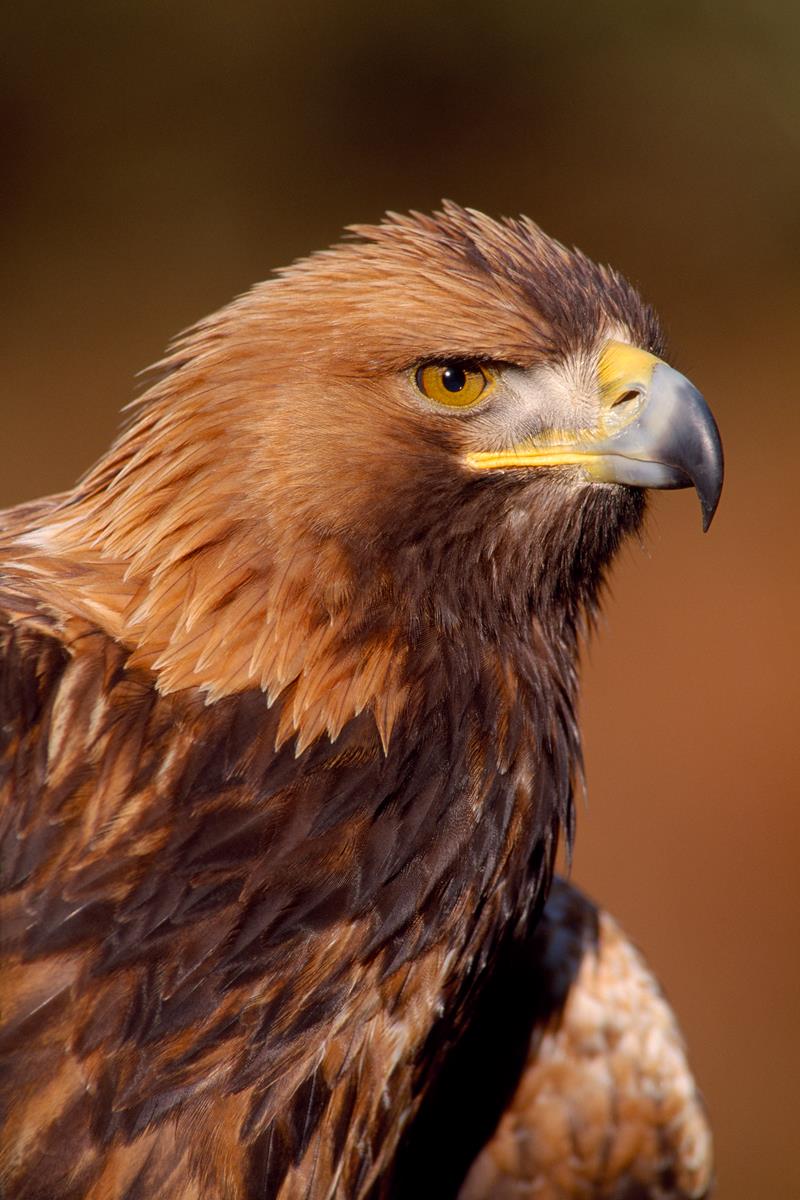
[[461, 880, 713, 1199], [389, 879, 712, 1199]]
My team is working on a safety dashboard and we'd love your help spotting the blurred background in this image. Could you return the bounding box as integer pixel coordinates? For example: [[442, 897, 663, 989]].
[[2, 2, 798, 1195]]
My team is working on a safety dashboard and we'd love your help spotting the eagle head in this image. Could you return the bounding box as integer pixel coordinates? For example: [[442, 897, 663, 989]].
[[33, 202, 722, 735]]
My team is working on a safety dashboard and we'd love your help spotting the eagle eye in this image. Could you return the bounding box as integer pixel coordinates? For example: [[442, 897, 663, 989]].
[[415, 362, 494, 408]]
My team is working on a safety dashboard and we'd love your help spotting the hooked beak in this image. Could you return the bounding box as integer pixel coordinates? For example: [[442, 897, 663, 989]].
[[466, 341, 724, 530]]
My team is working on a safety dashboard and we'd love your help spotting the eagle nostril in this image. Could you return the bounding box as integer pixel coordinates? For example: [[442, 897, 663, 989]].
[[611, 388, 641, 408]]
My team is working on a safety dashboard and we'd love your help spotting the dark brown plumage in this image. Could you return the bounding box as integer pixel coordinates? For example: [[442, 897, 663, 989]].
[[0, 204, 719, 1198]]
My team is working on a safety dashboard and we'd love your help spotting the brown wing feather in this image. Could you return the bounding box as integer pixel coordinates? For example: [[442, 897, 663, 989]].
[[456, 880, 713, 1200]]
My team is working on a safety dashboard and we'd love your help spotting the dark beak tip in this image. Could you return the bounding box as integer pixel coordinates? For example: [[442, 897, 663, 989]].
[[697, 430, 724, 533], [678, 378, 724, 533], [696, 462, 723, 532]]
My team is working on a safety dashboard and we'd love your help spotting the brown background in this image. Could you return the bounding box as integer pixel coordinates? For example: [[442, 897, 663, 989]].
[[2, 3, 798, 1196]]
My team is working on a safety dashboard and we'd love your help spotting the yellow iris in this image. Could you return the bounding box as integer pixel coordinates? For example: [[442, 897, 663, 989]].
[[415, 362, 493, 408]]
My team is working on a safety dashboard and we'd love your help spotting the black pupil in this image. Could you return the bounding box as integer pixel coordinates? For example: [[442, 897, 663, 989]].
[[442, 365, 467, 393]]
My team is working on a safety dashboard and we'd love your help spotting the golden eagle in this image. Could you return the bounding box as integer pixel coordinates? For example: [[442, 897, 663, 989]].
[[0, 205, 721, 1198]]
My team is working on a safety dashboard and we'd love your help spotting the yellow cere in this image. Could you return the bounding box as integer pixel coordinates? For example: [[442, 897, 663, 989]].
[[597, 340, 661, 407], [465, 339, 663, 473], [415, 362, 494, 408]]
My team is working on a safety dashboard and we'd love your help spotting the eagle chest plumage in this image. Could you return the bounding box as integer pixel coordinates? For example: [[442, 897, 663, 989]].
[[2, 595, 577, 1198]]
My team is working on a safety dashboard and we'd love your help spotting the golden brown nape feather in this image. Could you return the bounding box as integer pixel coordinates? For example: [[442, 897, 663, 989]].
[[0, 205, 713, 1200]]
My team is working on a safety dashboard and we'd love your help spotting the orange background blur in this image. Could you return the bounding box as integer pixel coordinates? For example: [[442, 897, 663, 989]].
[[2, 4, 798, 1196]]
